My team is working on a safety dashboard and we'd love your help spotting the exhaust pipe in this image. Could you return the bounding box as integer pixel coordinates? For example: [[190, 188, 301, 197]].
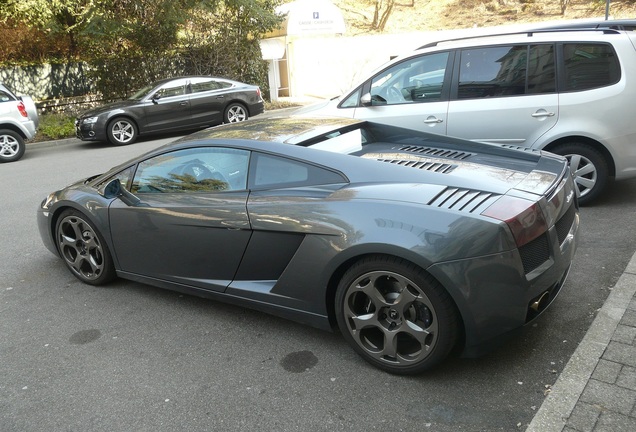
[[530, 291, 550, 312]]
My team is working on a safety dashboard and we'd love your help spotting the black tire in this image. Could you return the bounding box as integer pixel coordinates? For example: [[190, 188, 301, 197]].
[[107, 117, 138, 145], [335, 256, 460, 375], [224, 103, 248, 123], [0, 129, 26, 163], [551, 142, 609, 205], [55, 209, 116, 285]]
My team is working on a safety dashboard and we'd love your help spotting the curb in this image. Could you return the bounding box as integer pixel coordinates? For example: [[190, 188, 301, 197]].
[[526, 251, 636, 431]]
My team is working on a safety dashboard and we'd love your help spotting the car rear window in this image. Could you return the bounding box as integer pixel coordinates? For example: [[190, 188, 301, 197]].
[[562, 43, 620, 91]]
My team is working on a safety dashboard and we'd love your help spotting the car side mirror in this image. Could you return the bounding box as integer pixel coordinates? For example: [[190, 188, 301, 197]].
[[361, 92, 386, 106], [151, 93, 161, 103], [103, 179, 142, 207]]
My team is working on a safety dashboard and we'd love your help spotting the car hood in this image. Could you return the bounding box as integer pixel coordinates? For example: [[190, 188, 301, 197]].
[[79, 100, 138, 117]]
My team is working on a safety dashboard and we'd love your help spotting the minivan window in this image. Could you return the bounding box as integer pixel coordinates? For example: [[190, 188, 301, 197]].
[[458, 44, 556, 99], [562, 43, 620, 91], [370, 52, 449, 105]]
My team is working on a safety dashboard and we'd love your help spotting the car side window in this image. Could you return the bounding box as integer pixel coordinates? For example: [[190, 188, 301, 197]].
[[370, 52, 449, 105], [155, 83, 186, 98], [458, 44, 556, 98], [250, 153, 346, 189], [0, 90, 13, 102], [562, 43, 620, 91], [131, 148, 250, 193]]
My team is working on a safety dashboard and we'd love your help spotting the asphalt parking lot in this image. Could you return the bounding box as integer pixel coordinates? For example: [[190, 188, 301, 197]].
[[2, 134, 635, 431]]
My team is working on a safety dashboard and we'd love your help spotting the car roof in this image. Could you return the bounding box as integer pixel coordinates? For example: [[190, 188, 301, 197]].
[[416, 27, 625, 50], [176, 116, 364, 145]]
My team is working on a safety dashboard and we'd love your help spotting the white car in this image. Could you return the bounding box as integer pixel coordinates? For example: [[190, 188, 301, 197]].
[[0, 83, 39, 163], [298, 27, 636, 204]]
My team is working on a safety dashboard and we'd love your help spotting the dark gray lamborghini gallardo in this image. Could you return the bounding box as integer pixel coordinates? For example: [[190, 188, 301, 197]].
[[37, 117, 579, 374]]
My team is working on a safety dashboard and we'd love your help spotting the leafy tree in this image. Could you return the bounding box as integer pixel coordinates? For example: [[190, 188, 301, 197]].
[[0, 0, 97, 59]]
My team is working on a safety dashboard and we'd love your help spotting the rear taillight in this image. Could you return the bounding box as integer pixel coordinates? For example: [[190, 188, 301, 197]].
[[17, 101, 28, 118], [482, 196, 548, 247], [256, 87, 262, 100]]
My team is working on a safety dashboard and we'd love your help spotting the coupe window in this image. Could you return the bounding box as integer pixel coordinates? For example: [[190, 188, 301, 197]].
[[251, 153, 346, 189], [155, 83, 186, 98], [131, 148, 249, 193]]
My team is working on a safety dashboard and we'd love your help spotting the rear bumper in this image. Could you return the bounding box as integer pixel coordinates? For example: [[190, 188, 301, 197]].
[[427, 203, 579, 357]]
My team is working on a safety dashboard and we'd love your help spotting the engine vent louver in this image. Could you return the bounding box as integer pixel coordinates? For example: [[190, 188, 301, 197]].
[[500, 145, 541, 153], [378, 158, 457, 173], [399, 145, 473, 160], [429, 187, 501, 214]]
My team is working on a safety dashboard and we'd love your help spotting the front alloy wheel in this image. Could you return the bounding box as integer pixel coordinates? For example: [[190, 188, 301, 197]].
[[335, 257, 459, 374], [55, 210, 116, 285], [107, 117, 138, 145]]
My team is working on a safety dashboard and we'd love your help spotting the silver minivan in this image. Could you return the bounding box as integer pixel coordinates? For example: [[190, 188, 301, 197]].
[[299, 28, 636, 204]]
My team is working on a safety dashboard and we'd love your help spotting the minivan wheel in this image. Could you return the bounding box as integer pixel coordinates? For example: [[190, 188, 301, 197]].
[[0, 129, 26, 163], [335, 256, 460, 375], [551, 142, 608, 206]]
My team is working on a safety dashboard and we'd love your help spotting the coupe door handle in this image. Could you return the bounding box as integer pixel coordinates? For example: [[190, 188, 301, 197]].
[[531, 110, 555, 118], [179, 101, 188, 106], [424, 117, 443, 124]]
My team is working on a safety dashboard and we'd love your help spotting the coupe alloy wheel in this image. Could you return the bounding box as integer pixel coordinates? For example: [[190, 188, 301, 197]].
[[55, 211, 115, 285], [336, 257, 459, 374]]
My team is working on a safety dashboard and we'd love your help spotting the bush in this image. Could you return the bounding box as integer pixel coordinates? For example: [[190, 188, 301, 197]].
[[37, 113, 76, 140]]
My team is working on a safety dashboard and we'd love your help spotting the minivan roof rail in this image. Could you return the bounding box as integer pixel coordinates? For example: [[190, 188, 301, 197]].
[[417, 28, 621, 50]]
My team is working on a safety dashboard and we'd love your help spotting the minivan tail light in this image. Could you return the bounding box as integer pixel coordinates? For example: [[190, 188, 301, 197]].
[[482, 196, 548, 247], [17, 101, 28, 118]]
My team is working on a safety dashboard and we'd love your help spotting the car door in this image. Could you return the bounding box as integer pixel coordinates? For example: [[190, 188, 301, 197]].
[[446, 44, 559, 147], [227, 151, 348, 310], [141, 78, 193, 132], [108, 146, 251, 292], [187, 77, 228, 126], [347, 51, 452, 135]]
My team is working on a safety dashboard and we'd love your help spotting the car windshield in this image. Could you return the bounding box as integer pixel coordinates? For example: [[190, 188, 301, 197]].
[[128, 83, 156, 100]]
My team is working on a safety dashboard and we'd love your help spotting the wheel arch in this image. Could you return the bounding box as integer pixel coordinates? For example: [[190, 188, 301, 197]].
[[0, 124, 28, 139], [107, 114, 140, 133], [543, 135, 616, 178], [324, 251, 466, 347], [47, 202, 117, 264], [224, 100, 249, 114]]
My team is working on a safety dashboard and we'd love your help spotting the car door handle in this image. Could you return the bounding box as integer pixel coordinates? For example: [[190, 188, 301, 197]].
[[531, 110, 555, 118], [179, 101, 188, 106], [424, 117, 443, 124], [216, 95, 225, 99]]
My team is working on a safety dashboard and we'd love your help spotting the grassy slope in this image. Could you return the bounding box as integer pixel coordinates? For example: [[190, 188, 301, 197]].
[[333, 0, 636, 35]]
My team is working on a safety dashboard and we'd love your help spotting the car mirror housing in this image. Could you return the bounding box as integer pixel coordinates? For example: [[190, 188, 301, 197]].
[[103, 179, 142, 207]]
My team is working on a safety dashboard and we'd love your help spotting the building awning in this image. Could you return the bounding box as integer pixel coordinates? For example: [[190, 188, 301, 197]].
[[259, 38, 286, 60], [265, 0, 346, 38]]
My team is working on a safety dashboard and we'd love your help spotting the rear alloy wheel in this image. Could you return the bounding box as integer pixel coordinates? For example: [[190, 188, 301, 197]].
[[224, 103, 248, 123], [335, 256, 460, 374], [55, 210, 116, 285], [552, 142, 608, 205], [0, 129, 25, 163], [107, 117, 138, 145]]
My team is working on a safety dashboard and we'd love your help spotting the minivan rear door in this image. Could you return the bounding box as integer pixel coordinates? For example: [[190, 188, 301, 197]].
[[446, 44, 559, 147]]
